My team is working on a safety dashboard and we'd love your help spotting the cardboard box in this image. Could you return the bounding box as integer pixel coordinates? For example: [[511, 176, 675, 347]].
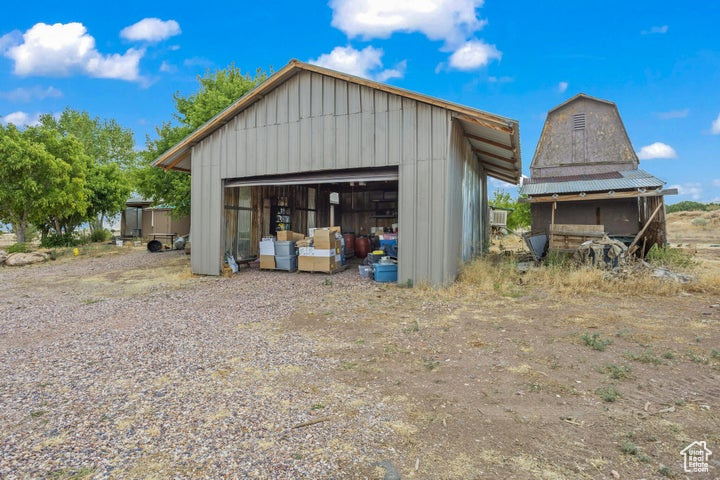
[[277, 230, 306, 242], [298, 255, 314, 272], [260, 255, 275, 270], [313, 256, 336, 272], [299, 246, 314, 256], [298, 255, 336, 272], [313, 229, 337, 249]]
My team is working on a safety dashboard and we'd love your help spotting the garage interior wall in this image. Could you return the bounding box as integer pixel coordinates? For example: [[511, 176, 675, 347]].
[[190, 70, 491, 284]]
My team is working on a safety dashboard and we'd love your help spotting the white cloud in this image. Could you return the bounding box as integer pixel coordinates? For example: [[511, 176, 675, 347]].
[[120, 18, 181, 42], [712, 179, 720, 187], [1, 111, 41, 127], [2, 22, 143, 81], [329, 0, 499, 71], [670, 182, 702, 200], [711, 113, 720, 135], [642, 25, 668, 35], [557, 81, 568, 93], [330, 0, 485, 45], [488, 75, 513, 84], [375, 60, 406, 82], [656, 108, 689, 120], [183, 57, 213, 68], [309, 45, 406, 81], [159, 61, 176, 73], [0, 86, 62, 102], [636, 142, 677, 160], [448, 39, 500, 70]]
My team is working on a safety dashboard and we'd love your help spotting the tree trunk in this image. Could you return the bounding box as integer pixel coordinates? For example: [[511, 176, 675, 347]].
[[14, 222, 26, 243]]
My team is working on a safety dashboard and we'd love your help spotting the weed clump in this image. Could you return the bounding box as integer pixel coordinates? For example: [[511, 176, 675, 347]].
[[597, 385, 622, 402], [7, 242, 28, 253], [625, 350, 663, 365], [645, 245, 696, 269], [599, 363, 632, 380], [582, 333, 612, 351]]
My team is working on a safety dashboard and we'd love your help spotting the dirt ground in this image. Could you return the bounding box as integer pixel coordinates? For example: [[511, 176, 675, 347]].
[[2, 218, 720, 479]]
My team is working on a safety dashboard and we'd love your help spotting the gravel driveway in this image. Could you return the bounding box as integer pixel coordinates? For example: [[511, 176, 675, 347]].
[[0, 250, 397, 479]]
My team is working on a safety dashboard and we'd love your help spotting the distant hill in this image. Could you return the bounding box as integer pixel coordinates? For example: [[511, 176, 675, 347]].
[[666, 209, 720, 243]]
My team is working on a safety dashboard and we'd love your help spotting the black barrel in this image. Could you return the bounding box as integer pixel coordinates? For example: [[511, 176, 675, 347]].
[[147, 240, 163, 252]]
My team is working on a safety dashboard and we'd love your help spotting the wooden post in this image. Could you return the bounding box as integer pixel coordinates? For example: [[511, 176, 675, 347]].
[[628, 202, 663, 254]]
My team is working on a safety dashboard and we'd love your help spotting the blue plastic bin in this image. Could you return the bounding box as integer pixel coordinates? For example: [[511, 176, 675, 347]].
[[373, 263, 398, 283]]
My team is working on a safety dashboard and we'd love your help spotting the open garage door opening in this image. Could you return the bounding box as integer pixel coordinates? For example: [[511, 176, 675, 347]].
[[223, 167, 399, 262]]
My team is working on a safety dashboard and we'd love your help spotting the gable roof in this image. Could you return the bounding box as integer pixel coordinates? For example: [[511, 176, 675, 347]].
[[152, 59, 522, 184], [548, 93, 617, 114]]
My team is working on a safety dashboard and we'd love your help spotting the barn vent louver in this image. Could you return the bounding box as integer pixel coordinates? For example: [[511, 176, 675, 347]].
[[573, 113, 586, 130]]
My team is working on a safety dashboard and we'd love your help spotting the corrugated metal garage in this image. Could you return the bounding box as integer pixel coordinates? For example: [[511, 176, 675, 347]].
[[153, 60, 521, 285]]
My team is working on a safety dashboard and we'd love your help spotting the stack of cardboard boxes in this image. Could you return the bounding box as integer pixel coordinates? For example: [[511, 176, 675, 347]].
[[259, 233, 303, 271], [259, 227, 344, 274], [298, 227, 342, 273]]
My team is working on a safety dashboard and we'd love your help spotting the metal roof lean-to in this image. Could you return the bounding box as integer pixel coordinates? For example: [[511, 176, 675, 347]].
[[519, 169, 665, 196]]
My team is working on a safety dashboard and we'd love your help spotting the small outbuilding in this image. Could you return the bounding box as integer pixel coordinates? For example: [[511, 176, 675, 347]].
[[120, 198, 190, 241], [153, 60, 521, 285], [519, 94, 676, 254]]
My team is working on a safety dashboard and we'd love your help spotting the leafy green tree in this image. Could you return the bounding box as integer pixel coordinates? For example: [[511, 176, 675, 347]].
[[135, 64, 268, 216], [0, 124, 55, 242], [23, 124, 90, 236], [39, 109, 135, 230], [0, 124, 89, 241], [489, 190, 531, 231]]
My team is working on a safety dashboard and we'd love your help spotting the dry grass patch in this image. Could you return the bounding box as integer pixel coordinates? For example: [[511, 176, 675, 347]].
[[451, 254, 720, 298]]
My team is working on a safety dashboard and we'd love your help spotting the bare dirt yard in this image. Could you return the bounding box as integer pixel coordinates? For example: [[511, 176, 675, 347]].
[[1, 217, 719, 479]]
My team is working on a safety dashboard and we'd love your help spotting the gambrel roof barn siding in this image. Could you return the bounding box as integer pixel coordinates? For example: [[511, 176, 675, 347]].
[[154, 60, 521, 285], [531, 94, 638, 178]]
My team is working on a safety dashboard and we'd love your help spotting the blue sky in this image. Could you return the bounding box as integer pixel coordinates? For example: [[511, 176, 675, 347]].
[[1, 0, 719, 203]]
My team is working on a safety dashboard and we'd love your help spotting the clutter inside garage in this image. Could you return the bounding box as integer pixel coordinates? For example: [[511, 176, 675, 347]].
[[223, 178, 398, 282]]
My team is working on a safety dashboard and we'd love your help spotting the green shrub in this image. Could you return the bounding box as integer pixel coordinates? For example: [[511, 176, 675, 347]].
[[40, 233, 86, 248], [645, 245, 696, 269], [691, 218, 708, 227], [89, 229, 112, 243], [666, 201, 707, 213], [7, 242, 28, 253]]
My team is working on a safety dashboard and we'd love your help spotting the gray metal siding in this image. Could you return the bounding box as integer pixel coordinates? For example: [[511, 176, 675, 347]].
[[190, 140, 223, 275], [452, 119, 484, 263], [217, 71, 404, 178], [193, 70, 483, 285]]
